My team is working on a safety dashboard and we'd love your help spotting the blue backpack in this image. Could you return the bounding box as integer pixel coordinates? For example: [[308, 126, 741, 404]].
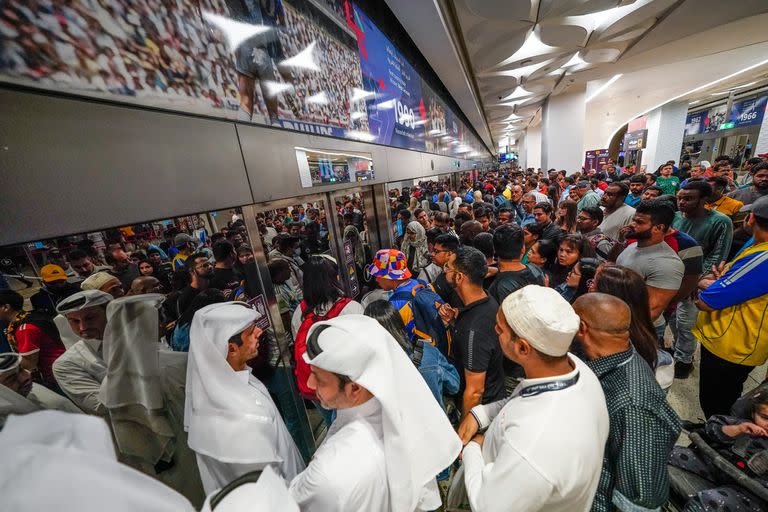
[[390, 280, 452, 357]]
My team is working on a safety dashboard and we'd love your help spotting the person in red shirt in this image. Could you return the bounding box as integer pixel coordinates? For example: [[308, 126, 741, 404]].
[[0, 290, 65, 390]]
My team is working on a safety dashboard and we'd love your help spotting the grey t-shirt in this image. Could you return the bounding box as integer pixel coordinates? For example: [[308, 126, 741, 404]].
[[727, 186, 767, 205], [599, 203, 635, 240], [616, 241, 684, 291]]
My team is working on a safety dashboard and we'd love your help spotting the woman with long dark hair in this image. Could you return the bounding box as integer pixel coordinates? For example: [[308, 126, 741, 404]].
[[290, 255, 363, 424], [555, 257, 598, 303], [364, 298, 460, 407], [591, 264, 666, 382], [555, 199, 578, 234], [527, 239, 557, 287], [551, 234, 596, 286]]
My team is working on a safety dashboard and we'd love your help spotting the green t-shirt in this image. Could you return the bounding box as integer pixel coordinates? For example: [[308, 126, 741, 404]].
[[656, 176, 680, 196]]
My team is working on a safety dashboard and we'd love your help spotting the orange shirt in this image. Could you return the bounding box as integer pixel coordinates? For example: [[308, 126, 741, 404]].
[[705, 195, 744, 218]]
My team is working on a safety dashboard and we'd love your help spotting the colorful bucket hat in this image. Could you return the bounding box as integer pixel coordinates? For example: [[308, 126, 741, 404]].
[[367, 249, 412, 280]]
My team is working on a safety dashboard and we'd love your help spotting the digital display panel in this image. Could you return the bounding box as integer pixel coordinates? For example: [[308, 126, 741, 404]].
[[295, 147, 374, 188], [0, 0, 486, 158]]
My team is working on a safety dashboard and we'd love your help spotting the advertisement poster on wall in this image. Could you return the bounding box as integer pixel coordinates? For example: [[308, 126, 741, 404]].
[[348, 2, 425, 151], [584, 149, 609, 171], [684, 111, 706, 136], [623, 129, 647, 151], [0, 0, 485, 157], [730, 96, 767, 128], [703, 105, 728, 133]]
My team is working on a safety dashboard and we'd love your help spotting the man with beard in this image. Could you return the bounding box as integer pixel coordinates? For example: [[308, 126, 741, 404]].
[[175, 253, 213, 320], [728, 162, 768, 206], [440, 247, 505, 419], [616, 200, 684, 325], [624, 175, 646, 208], [598, 182, 635, 240], [291, 315, 460, 511], [185, 302, 304, 494]]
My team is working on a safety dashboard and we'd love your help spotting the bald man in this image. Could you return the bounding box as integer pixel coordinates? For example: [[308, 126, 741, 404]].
[[129, 276, 163, 296], [572, 294, 681, 512]]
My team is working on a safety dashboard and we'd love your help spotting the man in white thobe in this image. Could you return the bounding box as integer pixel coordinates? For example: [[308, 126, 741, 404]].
[[0, 410, 196, 512], [453, 285, 610, 512], [185, 302, 304, 495], [289, 315, 462, 511], [51, 290, 113, 415]]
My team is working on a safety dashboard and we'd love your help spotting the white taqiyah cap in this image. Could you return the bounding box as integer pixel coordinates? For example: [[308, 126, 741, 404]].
[[500, 285, 580, 357], [80, 271, 119, 292]]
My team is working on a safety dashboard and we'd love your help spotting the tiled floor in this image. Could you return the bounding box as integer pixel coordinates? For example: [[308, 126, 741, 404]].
[[666, 343, 768, 425], [663, 328, 767, 460]]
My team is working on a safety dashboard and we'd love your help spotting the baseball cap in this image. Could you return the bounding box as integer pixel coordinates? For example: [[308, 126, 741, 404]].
[[758, 153, 768, 158], [366, 249, 412, 280], [739, 195, 768, 218], [500, 285, 580, 357], [40, 264, 68, 284], [174, 233, 196, 247]]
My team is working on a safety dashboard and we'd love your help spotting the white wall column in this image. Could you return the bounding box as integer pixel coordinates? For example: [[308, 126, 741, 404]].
[[643, 100, 689, 173], [541, 85, 585, 173], [753, 106, 768, 156], [525, 125, 541, 170]]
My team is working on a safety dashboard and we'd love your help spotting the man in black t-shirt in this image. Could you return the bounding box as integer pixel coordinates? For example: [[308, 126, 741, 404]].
[[488, 224, 545, 380], [441, 247, 505, 419], [488, 224, 545, 305], [209, 242, 242, 298]]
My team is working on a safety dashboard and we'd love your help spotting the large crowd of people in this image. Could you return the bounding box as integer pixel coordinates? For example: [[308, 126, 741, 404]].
[[1, 153, 768, 511]]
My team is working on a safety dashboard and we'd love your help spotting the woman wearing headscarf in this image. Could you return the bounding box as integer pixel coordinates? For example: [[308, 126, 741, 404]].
[[401, 221, 430, 276]]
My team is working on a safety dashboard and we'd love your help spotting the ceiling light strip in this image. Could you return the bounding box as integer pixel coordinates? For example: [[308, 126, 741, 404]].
[[586, 74, 622, 102]]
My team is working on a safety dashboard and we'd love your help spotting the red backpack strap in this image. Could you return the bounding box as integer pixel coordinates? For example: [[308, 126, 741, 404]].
[[323, 297, 353, 319]]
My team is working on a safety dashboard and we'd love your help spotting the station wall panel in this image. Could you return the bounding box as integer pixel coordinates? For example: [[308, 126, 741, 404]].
[[0, 89, 252, 245]]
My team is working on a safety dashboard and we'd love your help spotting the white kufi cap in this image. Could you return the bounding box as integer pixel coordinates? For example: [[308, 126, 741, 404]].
[[501, 285, 580, 357]]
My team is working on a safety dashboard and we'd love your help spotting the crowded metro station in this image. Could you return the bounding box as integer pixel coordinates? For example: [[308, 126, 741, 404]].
[[2, 0, 768, 511]]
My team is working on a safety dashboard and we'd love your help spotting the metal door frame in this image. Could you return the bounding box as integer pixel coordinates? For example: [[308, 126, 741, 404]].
[[240, 202, 318, 457]]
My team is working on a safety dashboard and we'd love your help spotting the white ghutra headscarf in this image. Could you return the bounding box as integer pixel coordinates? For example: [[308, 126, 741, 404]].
[[99, 294, 175, 467], [184, 302, 280, 464], [0, 411, 195, 511], [304, 315, 462, 512]]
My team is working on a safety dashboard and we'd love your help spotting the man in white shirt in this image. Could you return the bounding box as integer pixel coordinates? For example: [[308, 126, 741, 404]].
[[290, 315, 461, 511], [454, 286, 609, 512], [52, 290, 113, 415], [185, 302, 304, 494], [598, 182, 635, 240]]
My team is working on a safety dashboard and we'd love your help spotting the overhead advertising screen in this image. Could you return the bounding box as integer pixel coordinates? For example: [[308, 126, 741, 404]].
[[295, 147, 374, 188], [703, 105, 728, 133], [348, 3, 425, 151], [684, 112, 706, 136], [730, 96, 767, 128], [0, 0, 485, 159]]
